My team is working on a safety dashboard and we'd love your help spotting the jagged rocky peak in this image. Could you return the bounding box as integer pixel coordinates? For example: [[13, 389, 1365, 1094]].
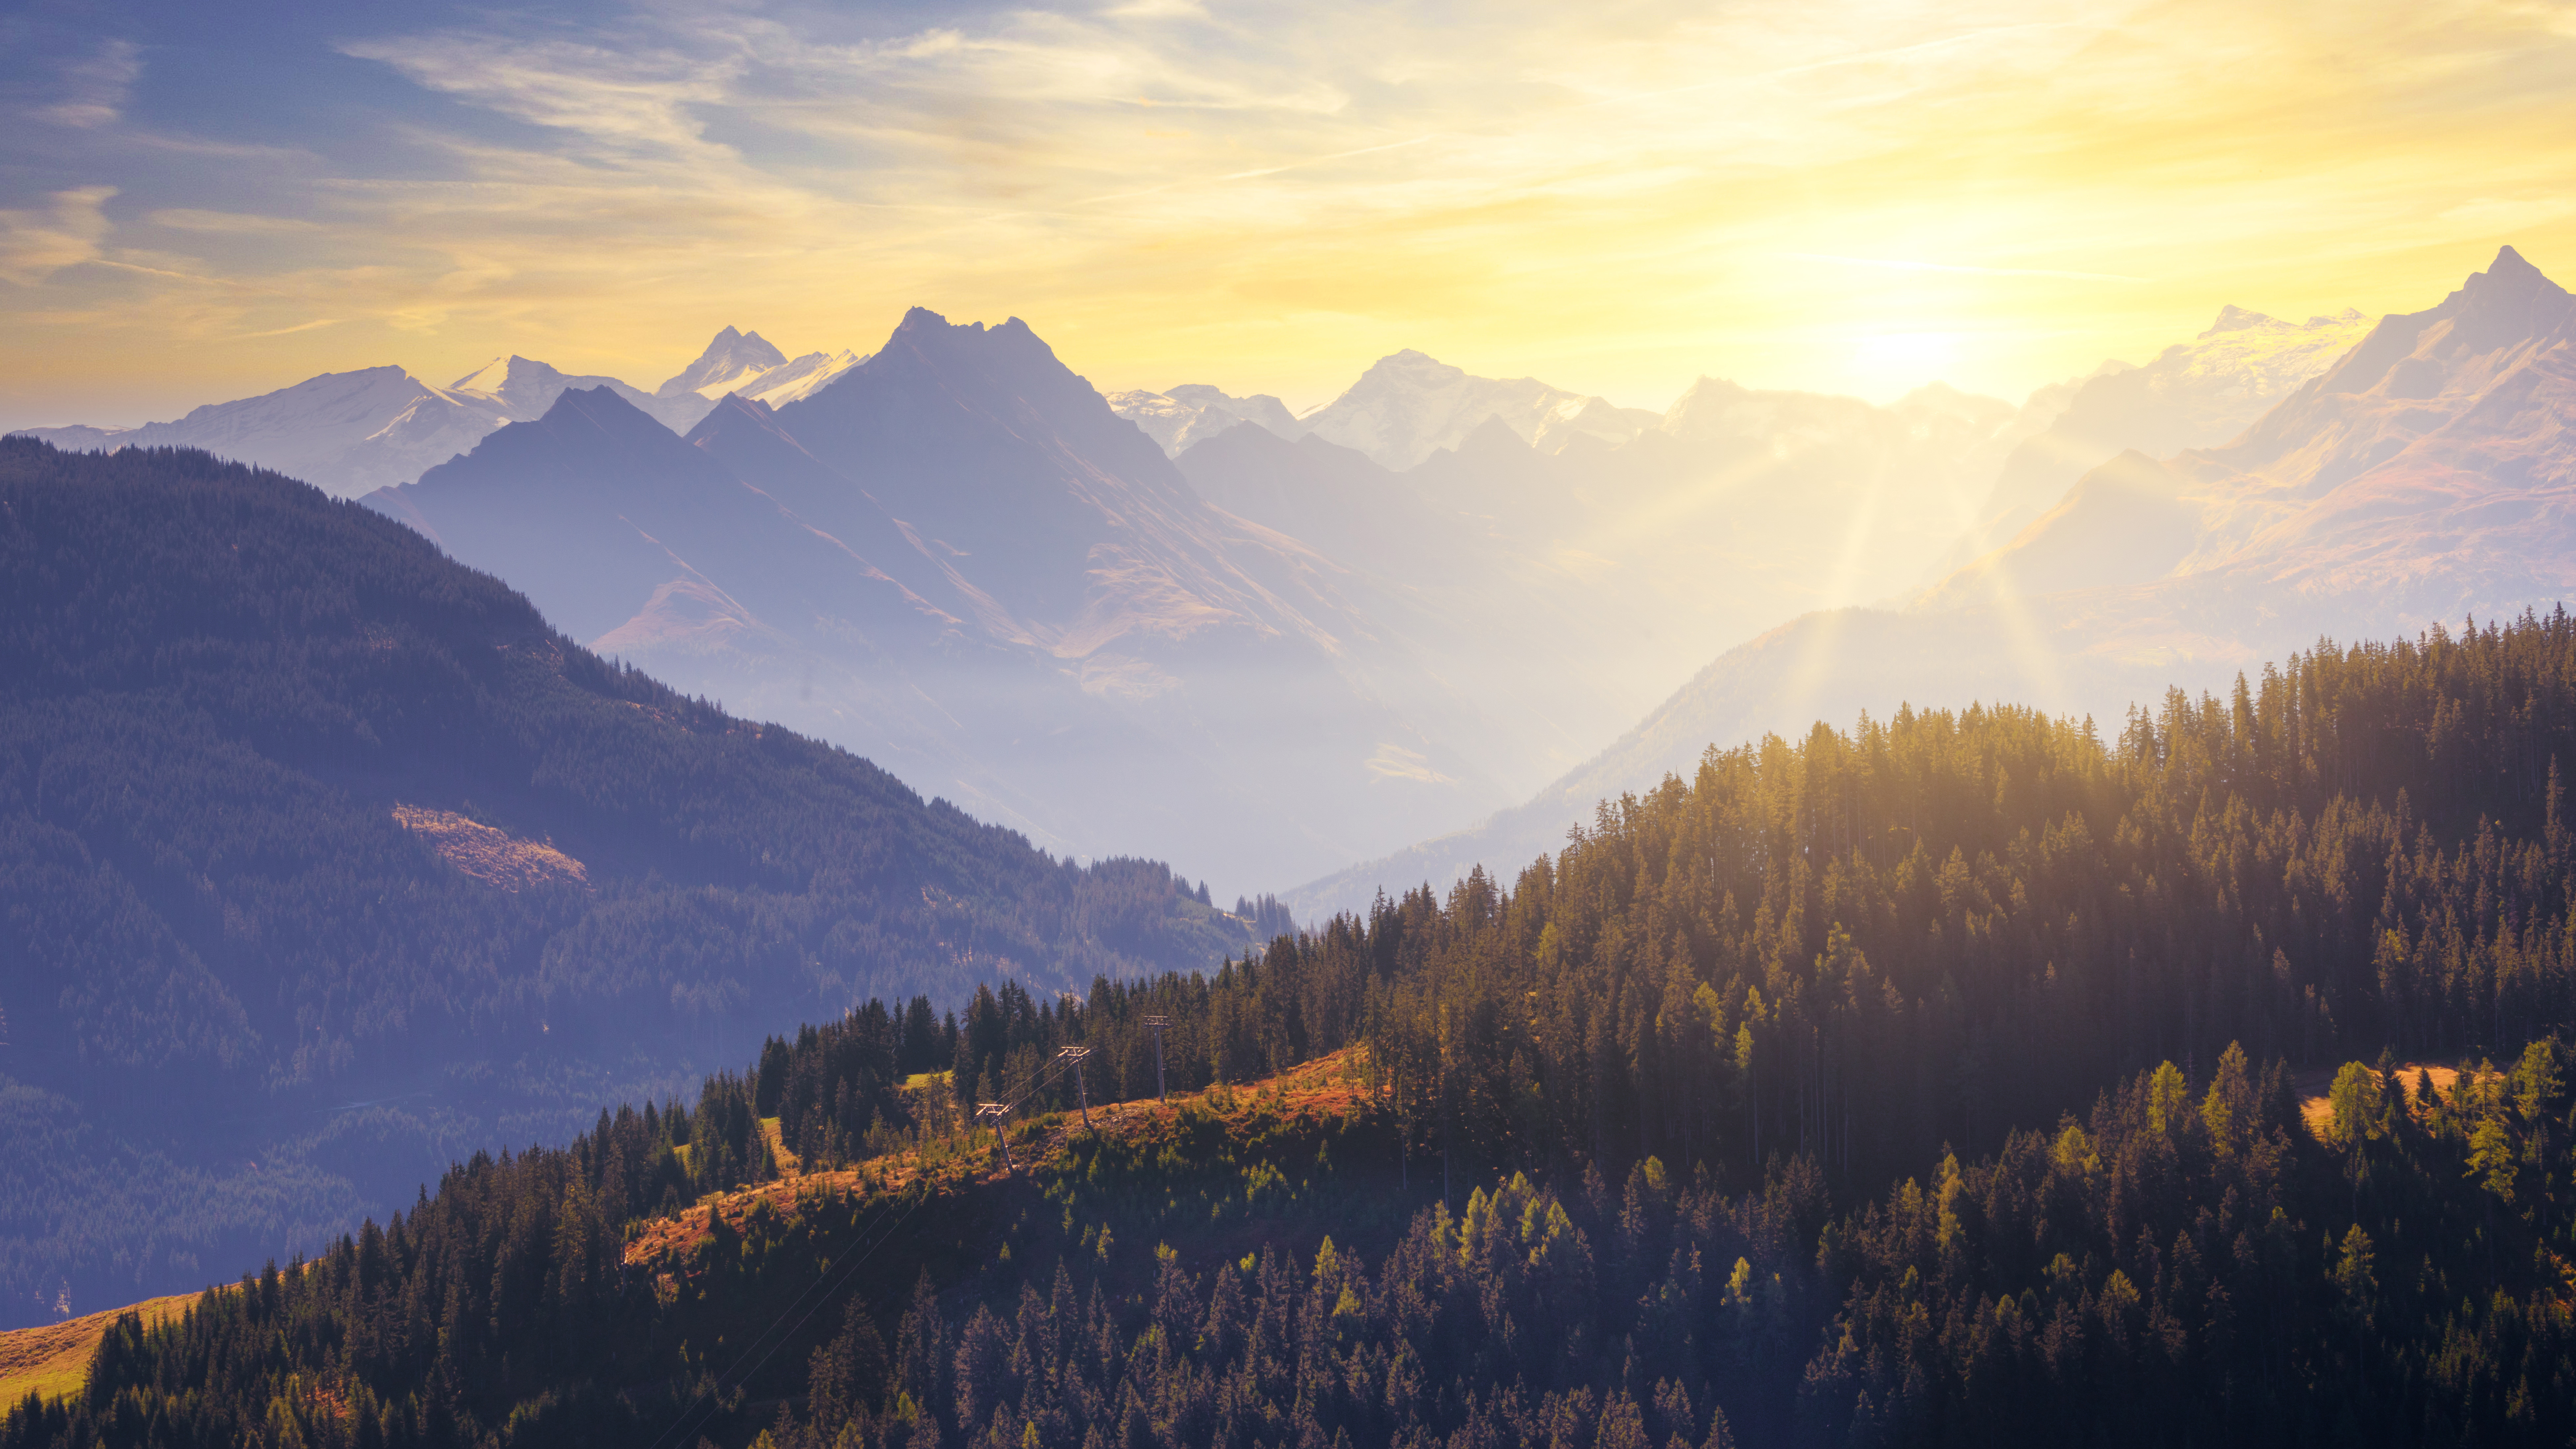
[[853, 308, 1138, 447], [884, 308, 1054, 361], [2443, 244, 2572, 330]]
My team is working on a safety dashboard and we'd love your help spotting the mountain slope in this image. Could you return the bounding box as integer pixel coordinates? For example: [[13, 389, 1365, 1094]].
[[0, 435, 1251, 1327]]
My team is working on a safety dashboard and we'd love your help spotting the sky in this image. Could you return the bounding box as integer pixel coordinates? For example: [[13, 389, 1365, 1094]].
[[3, 0, 2574, 431]]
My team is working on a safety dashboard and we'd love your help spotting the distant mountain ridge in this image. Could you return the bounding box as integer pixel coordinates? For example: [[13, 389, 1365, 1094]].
[[1109, 350, 1661, 469], [7, 326, 868, 498]]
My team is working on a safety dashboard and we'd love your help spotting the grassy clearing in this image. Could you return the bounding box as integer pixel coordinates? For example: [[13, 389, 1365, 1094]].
[[2292, 1060, 2483, 1137], [0, 1294, 198, 1407]]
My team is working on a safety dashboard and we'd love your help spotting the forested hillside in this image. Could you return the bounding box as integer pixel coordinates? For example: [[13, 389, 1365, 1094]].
[[0, 437, 1252, 1327], [8, 611, 2572, 1446]]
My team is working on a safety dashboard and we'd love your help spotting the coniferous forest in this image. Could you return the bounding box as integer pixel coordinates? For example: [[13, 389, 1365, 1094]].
[[7, 537, 2575, 1445]]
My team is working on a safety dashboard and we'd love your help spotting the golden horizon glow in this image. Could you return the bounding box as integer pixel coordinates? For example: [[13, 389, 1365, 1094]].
[[4, 0, 2575, 428]]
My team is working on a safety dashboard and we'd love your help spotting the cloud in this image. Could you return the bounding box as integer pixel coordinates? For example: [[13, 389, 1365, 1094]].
[[236, 318, 342, 338], [336, 31, 742, 161], [37, 38, 140, 128], [146, 210, 321, 235], [0, 186, 115, 286]]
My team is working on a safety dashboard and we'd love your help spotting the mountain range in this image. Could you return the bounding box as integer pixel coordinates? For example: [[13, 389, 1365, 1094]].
[[10, 280, 2414, 901], [5, 329, 858, 500], [1286, 247, 2568, 918]]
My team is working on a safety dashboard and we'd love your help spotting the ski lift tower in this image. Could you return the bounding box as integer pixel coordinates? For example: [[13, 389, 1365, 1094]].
[[974, 1102, 1014, 1172], [1057, 1046, 1095, 1131], [1143, 1016, 1171, 1104]]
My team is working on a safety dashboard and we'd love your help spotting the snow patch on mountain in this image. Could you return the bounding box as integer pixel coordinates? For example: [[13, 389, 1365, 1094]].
[[741, 349, 863, 408]]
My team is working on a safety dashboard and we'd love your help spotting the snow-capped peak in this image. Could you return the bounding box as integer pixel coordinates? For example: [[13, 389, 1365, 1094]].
[[658, 327, 791, 400], [449, 355, 577, 411]]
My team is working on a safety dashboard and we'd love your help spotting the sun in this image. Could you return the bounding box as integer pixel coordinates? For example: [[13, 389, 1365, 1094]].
[[1848, 331, 1963, 399]]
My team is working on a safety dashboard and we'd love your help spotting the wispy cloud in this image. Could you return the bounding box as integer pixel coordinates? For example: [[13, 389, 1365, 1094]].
[[236, 318, 342, 338], [0, 186, 116, 286], [336, 32, 741, 161], [37, 39, 141, 128], [147, 210, 322, 235]]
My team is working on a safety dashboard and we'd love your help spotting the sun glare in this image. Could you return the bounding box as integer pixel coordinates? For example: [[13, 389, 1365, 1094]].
[[1848, 331, 1963, 400]]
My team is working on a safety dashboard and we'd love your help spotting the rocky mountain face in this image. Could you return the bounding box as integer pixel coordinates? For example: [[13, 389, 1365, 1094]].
[[370, 310, 1520, 892], [1287, 248, 2560, 920]]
